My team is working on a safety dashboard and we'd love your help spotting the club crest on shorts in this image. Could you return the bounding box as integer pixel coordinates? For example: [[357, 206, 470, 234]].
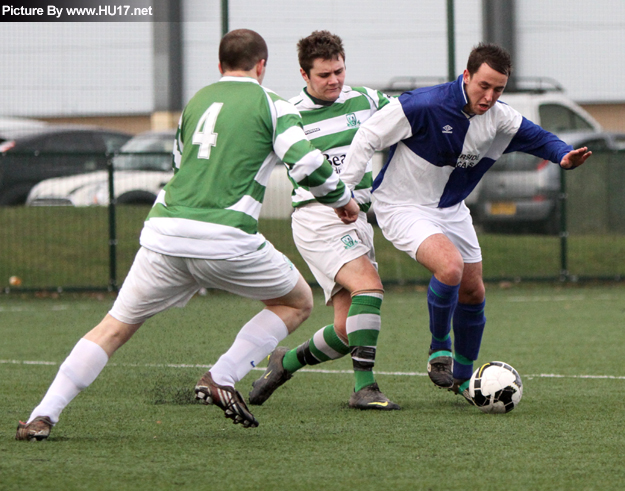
[[282, 254, 294, 270], [340, 234, 358, 249]]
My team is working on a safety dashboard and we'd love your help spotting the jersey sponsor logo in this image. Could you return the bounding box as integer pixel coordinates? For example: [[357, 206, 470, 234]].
[[346, 113, 360, 128], [323, 153, 346, 173], [341, 234, 358, 249], [305, 127, 321, 135], [456, 153, 480, 168], [442, 125, 453, 134]]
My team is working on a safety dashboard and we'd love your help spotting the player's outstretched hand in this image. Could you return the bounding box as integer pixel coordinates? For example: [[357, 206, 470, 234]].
[[560, 147, 592, 169], [335, 198, 360, 224]]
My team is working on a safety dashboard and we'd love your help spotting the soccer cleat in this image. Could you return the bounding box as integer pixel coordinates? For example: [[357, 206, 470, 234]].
[[449, 378, 474, 405], [248, 346, 292, 406], [427, 348, 454, 388], [195, 372, 259, 428], [348, 383, 401, 410], [15, 416, 54, 441]]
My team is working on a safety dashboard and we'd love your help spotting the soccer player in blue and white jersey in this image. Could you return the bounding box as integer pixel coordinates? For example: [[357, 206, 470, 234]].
[[341, 43, 592, 401]]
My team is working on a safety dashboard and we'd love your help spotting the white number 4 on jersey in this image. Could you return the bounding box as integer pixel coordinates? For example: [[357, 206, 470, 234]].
[[192, 102, 223, 159]]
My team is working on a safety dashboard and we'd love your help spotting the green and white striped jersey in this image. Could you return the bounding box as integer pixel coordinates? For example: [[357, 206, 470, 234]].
[[289, 85, 391, 212], [140, 76, 351, 259]]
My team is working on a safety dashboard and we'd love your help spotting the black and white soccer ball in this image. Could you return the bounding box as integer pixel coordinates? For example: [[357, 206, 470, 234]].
[[468, 361, 523, 414]]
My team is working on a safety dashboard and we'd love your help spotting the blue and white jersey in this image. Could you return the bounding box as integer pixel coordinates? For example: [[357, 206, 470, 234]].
[[342, 75, 573, 209]]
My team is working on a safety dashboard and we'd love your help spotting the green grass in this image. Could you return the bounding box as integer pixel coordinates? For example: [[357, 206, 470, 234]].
[[1, 207, 625, 290], [1, 284, 625, 490]]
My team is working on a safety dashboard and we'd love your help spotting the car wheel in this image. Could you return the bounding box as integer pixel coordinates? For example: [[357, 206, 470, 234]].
[[0, 184, 35, 205], [116, 191, 157, 205]]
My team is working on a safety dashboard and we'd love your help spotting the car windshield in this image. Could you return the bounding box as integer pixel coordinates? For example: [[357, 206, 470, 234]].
[[113, 134, 174, 171], [491, 152, 542, 172]]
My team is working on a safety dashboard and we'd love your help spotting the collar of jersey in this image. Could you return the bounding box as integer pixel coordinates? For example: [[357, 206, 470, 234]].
[[454, 74, 476, 120], [303, 87, 338, 107], [219, 76, 260, 84]]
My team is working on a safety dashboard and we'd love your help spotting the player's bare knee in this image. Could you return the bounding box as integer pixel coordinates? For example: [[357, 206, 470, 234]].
[[439, 260, 464, 286], [459, 282, 485, 304], [85, 315, 140, 356]]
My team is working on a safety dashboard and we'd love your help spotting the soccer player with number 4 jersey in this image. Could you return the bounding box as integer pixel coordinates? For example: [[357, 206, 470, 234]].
[[16, 29, 360, 440], [250, 31, 399, 410]]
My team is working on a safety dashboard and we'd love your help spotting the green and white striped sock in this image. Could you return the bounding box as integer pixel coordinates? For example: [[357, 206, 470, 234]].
[[346, 291, 383, 392], [282, 324, 350, 374]]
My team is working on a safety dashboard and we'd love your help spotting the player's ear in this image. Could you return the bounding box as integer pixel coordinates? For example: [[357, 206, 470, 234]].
[[256, 59, 267, 84], [218, 62, 224, 75], [300, 67, 309, 83], [462, 69, 470, 84]]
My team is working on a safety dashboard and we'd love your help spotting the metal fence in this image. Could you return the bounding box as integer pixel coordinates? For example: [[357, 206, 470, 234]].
[[1, 146, 624, 294], [1, 2, 624, 294]]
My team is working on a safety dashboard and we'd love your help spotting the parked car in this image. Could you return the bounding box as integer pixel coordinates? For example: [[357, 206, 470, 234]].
[[0, 116, 48, 133], [475, 131, 625, 234], [473, 81, 604, 215], [27, 130, 175, 206], [0, 124, 131, 205], [27, 128, 297, 217]]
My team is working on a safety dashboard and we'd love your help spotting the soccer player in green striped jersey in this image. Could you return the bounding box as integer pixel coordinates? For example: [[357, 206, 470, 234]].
[[250, 31, 399, 410], [16, 29, 360, 440]]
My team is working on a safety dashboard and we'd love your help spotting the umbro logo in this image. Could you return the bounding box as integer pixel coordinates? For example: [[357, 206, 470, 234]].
[[442, 125, 453, 134]]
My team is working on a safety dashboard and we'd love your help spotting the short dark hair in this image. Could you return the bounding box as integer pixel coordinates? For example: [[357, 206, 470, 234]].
[[297, 30, 345, 76], [219, 29, 268, 72], [466, 43, 512, 77]]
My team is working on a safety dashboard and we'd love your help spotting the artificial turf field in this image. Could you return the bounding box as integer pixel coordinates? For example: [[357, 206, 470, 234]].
[[1, 283, 624, 491]]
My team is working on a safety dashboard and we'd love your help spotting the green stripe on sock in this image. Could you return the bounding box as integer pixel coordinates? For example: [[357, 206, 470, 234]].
[[432, 333, 450, 342], [348, 304, 381, 316], [322, 325, 350, 355], [308, 341, 332, 363], [454, 353, 474, 365], [354, 372, 375, 392], [429, 284, 445, 298], [348, 329, 379, 347], [282, 349, 304, 373], [428, 350, 452, 362], [350, 294, 383, 309]]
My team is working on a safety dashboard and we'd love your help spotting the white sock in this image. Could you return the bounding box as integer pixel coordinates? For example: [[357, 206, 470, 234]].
[[28, 338, 109, 424], [210, 309, 288, 387]]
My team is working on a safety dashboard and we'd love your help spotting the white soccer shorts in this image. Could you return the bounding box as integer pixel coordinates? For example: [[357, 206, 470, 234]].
[[109, 242, 300, 325], [373, 200, 482, 264], [291, 203, 377, 305]]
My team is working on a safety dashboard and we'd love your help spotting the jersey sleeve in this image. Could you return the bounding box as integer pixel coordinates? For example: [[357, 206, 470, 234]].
[[270, 96, 351, 208], [354, 86, 393, 111], [341, 97, 413, 189], [505, 117, 573, 165], [172, 116, 183, 173]]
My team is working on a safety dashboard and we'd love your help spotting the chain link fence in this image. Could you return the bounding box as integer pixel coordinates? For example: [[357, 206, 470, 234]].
[[1, 145, 624, 293], [2, 1, 624, 292]]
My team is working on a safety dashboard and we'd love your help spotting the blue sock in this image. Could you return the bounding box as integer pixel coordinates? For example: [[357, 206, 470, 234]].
[[452, 300, 486, 380], [427, 276, 459, 353]]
